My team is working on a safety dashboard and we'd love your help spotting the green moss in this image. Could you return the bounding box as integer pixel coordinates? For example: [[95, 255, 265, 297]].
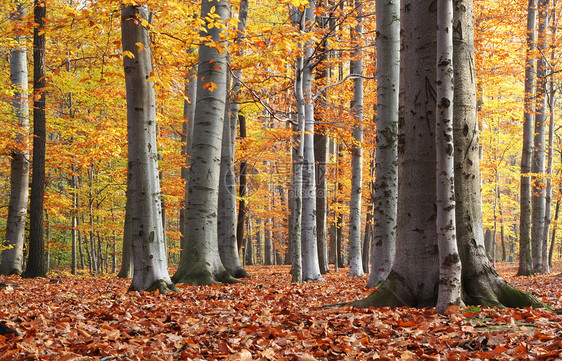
[[498, 283, 551, 310], [351, 272, 410, 308], [146, 280, 179, 293]]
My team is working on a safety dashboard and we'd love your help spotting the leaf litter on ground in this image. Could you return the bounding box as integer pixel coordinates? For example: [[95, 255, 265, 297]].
[[0, 262, 561, 360]]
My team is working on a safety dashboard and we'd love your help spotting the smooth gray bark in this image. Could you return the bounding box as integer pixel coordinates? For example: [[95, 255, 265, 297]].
[[217, 0, 250, 278], [348, 0, 365, 278], [1, 2, 30, 276], [435, 0, 462, 313], [121, 5, 175, 293], [180, 67, 197, 260], [301, 0, 323, 282], [172, 0, 238, 286], [518, 0, 537, 276], [367, 0, 399, 288], [531, 0, 549, 274], [23, 0, 47, 278], [353, 0, 546, 311]]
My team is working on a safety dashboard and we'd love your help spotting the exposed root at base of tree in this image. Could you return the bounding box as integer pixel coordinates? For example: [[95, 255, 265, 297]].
[[350, 271, 552, 311], [129, 280, 178, 293], [172, 269, 245, 286]]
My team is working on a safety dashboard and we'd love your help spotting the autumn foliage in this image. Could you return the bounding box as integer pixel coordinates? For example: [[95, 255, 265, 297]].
[[1, 263, 561, 360]]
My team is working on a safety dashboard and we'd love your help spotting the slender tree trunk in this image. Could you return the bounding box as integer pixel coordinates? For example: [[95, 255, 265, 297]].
[[237, 115, 248, 253], [435, 0, 462, 313], [290, 54, 304, 283], [122, 5, 176, 293], [367, 0, 400, 287], [530, 0, 549, 274], [180, 67, 197, 259], [315, 131, 329, 274], [117, 183, 133, 278], [1, 1, 30, 276], [23, 0, 47, 278], [172, 0, 238, 286], [348, 0, 365, 277], [518, 0, 537, 276], [71, 172, 78, 275]]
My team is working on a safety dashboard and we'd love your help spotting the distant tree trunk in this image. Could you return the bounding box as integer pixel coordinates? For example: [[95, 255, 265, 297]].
[[70, 172, 78, 275], [518, 0, 537, 276], [172, 0, 238, 286], [367, 0, 399, 288], [1, 1, 30, 276], [237, 115, 248, 253], [23, 0, 48, 278], [348, 0, 365, 278], [122, 5, 176, 293], [362, 158, 375, 274], [117, 183, 133, 278], [484, 229, 493, 260]]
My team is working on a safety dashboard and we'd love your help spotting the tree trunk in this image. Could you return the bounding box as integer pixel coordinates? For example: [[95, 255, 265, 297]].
[[117, 182, 133, 278], [530, 0, 549, 274], [435, 0, 462, 313], [367, 0, 399, 288], [517, 0, 537, 276], [180, 66, 197, 259], [23, 0, 47, 278], [237, 115, 248, 253], [348, 0, 365, 278], [172, 0, 238, 286], [315, 131, 329, 274], [122, 5, 176, 293], [1, 2, 30, 276], [353, 0, 546, 311]]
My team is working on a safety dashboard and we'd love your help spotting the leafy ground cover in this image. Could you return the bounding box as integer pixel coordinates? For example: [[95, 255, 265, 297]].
[[0, 262, 561, 360]]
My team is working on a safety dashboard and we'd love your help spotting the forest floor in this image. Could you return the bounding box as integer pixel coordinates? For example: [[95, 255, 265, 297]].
[[0, 262, 561, 360]]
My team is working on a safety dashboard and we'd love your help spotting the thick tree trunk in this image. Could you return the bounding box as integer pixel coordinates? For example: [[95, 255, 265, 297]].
[[172, 0, 238, 286], [367, 0, 399, 288], [353, 0, 546, 311], [348, 0, 365, 278], [122, 5, 175, 293], [518, 0, 537, 276], [1, 2, 30, 276], [23, 0, 48, 278]]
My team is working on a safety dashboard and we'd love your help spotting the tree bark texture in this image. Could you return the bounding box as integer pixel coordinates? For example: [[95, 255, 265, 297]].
[[1, 2, 30, 276], [367, 0, 399, 288], [518, 0, 537, 276], [121, 5, 175, 293], [172, 0, 238, 286], [23, 0, 47, 278]]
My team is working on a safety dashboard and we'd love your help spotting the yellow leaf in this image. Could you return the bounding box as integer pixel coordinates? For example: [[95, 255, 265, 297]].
[[123, 51, 135, 59], [135, 42, 144, 53]]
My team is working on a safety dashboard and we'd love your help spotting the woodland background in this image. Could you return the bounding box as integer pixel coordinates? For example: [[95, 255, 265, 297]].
[[0, 0, 561, 274]]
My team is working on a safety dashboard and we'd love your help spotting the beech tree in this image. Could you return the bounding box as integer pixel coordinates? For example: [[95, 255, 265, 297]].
[[353, 0, 545, 310], [172, 0, 238, 285], [366, 0, 399, 288], [348, 0, 365, 278], [22, 0, 48, 278], [0, 2, 30, 276], [518, 0, 537, 276], [121, 5, 176, 293], [217, 0, 250, 278], [531, 0, 549, 274]]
